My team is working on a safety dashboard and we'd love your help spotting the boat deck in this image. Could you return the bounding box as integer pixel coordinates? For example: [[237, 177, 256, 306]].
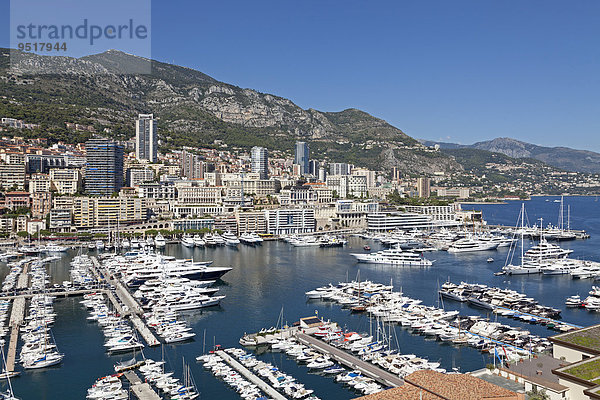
[[294, 332, 404, 387]]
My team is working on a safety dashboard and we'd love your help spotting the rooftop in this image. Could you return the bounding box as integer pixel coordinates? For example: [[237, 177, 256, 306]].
[[562, 358, 600, 385], [355, 370, 521, 400], [550, 324, 600, 353]]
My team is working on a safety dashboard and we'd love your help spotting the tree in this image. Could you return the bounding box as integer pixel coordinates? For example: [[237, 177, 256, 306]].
[[16, 231, 28, 238], [526, 388, 549, 400]]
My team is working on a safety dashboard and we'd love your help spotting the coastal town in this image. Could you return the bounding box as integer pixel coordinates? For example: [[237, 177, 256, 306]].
[[1, 114, 600, 241]]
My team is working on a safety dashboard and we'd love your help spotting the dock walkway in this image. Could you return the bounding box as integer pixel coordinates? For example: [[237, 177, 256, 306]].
[[216, 350, 287, 400], [123, 371, 161, 400], [295, 333, 404, 387], [5, 297, 26, 373], [5, 263, 30, 373], [494, 305, 582, 330], [91, 257, 159, 347]]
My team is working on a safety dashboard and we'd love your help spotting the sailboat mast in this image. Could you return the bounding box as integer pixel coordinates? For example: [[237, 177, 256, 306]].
[[520, 203, 524, 265]]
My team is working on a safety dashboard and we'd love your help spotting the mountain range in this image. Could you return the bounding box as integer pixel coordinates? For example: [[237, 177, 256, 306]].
[[0, 49, 459, 175], [420, 137, 600, 174]]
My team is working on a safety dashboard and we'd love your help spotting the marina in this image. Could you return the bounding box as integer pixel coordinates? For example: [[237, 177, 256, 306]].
[[0, 196, 596, 399]]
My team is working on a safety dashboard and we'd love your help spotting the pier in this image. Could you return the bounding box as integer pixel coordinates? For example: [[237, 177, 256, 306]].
[[5, 297, 26, 373], [216, 350, 287, 400], [493, 305, 582, 330], [295, 332, 404, 387], [91, 257, 159, 347], [123, 371, 161, 400]]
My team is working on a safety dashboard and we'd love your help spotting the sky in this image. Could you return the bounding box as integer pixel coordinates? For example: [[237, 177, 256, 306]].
[[0, 0, 599, 150]]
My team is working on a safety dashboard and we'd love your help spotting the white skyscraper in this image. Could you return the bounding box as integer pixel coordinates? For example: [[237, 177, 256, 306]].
[[251, 146, 269, 179], [136, 113, 158, 162]]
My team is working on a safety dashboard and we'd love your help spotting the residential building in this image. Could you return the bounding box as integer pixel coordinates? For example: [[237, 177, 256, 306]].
[[85, 138, 124, 196], [309, 160, 319, 175], [265, 208, 315, 234], [236, 211, 267, 234], [49, 168, 82, 195], [26, 219, 46, 235], [31, 192, 52, 218], [251, 146, 269, 179], [180, 150, 204, 179], [49, 208, 72, 231], [352, 168, 377, 188], [436, 187, 470, 199], [137, 182, 177, 200], [417, 177, 431, 198], [72, 196, 148, 228], [126, 168, 155, 187], [548, 324, 600, 400], [3, 192, 31, 210], [326, 175, 367, 198], [29, 173, 51, 193], [330, 162, 352, 176], [26, 154, 66, 173], [391, 166, 401, 183], [294, 141, 309, 174], [135, 113, 158, 162], [0, 162, 25, 190]]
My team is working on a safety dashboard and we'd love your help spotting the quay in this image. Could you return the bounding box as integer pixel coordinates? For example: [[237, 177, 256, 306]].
[[6, 297, 26, 373], [5, 262, 31, 373], [91, 257, 159, 347], [216, 350, 287, 400], [295, 332, 404, 387], [123, 370, 161, 400]]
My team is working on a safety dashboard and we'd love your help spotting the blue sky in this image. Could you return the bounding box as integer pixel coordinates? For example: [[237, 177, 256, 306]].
[[1, 0, 599, 150]]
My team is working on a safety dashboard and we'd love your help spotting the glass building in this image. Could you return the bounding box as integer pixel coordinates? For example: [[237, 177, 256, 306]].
[[294, 141, 309, 174]]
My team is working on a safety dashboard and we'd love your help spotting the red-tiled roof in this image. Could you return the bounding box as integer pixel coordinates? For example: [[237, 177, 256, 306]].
[[356, 371, 521, 400]]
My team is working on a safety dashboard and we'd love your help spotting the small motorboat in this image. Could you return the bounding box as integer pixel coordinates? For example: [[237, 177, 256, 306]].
[[487, 257, 494, 263], [364, 245, 371, 251]]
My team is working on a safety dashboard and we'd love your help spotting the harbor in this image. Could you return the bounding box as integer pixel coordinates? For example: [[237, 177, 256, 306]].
[[0, 196, 596, 399]]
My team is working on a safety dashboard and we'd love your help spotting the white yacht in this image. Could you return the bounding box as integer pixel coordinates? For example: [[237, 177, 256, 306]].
[[44, 244, 68, 253], [541, 259, 583, 275], [222, 231, 240, 246], [240, 232, 263, 245], [120, 238, 130, 249], [193, 234, 205, 247], [95, 241, 105, 251], [351, 248, 433, 266], [181, 235, 195, 248], [291, 236, 321, 247], [447, 237, 498, 253], [212, 233, 226, 246], [523, 239, 573, 262], [154, 233, 166, 248]]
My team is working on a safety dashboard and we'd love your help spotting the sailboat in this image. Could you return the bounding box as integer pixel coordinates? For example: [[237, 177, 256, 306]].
[[502, 204, 543, 275]]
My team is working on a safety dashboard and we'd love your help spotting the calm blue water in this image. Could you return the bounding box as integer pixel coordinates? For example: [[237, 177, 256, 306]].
[[4, 196, 600, 399]]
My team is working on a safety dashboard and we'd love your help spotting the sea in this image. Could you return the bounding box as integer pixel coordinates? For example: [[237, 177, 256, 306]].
[[4, 195, 600, 399]]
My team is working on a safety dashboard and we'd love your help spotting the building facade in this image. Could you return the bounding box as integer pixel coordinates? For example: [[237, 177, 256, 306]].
[[135, 114, 158, 162], [265, 208, 315, 234], [85, 138, 124, 196], [294, 142, 309, 174], [251, 146, 269, 180]]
